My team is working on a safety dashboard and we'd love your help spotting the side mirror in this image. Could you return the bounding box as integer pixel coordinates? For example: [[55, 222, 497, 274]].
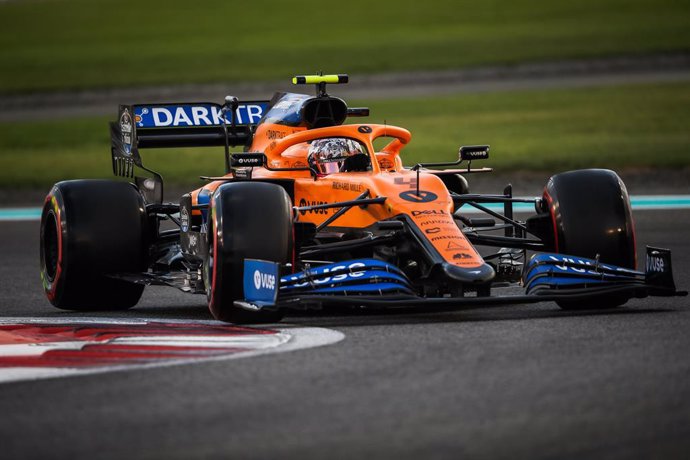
[[459, 145, 490, 161], [346, 107, 370, 117]]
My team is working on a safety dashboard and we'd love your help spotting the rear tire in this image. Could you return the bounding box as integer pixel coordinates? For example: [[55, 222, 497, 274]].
[[439, 174, 469, 195], [543, 169, 636, 310], [40, 180, 147, 310], [204, 182, 293, 323]]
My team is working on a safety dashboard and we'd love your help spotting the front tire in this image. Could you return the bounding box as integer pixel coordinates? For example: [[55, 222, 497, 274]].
[[40, 180, 147, 310], [204, 182, 293, 323], [544, 169, 636, 310]]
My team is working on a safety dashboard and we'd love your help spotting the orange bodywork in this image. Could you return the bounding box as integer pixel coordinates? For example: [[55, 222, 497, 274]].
[[192, 123, 485, 269]]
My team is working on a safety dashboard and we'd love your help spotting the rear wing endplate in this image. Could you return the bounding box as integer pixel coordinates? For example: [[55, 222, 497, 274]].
[[110, 101, 269, 178]]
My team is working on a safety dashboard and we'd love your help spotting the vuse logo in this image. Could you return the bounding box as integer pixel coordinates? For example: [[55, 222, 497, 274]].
[[254, 270, 276, 290]]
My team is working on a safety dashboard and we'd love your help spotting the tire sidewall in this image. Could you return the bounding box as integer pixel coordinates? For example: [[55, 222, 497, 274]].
[[40, 188, 67, 304], [545, 169, 636, 269], [205, 182, 293, 322], [544, 169, 637, 309], [40, 180, 147, 309]]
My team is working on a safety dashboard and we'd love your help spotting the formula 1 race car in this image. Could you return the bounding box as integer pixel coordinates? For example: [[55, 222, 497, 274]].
[[39, 74, 686, 323]]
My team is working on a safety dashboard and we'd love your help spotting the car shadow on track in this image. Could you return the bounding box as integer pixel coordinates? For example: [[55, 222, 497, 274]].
[[7, 305, 212, 322], [18, 302, 676, 329], [279, 303, 677, 328]]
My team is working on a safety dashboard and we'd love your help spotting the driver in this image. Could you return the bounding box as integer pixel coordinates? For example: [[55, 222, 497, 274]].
[[307, 138, 370, 175]]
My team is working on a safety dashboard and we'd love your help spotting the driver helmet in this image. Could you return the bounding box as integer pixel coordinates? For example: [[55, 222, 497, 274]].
[[308, 138, 364, 175]]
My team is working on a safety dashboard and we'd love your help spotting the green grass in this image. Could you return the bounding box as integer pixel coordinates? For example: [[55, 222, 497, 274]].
[[1, 82, 688, 191], [376, 83, 690, 171], [1, 0, 689, 92]]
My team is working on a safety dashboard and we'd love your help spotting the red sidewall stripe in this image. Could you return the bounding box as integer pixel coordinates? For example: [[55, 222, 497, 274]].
[[43, 193, 63, 302], [209, 194, 219, 312], [543, 191, 560, 253]]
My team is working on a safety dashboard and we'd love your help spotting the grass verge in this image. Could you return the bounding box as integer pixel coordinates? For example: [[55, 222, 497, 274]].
[[1, 0, 689, 92], [0, 82, 688, 192]]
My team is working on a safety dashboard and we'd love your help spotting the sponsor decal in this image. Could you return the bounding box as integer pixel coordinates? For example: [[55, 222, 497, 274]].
[[283, 262, 366, 288], [233, 168, 252, 180], [412, 209, 446, 217], [331, 181, 363, 192], [431, 234, 464, 242], [253, 270, 276, 290], [267, 129, 288, 140], [419, 219, 453, 226], [453, 252, 472, 260], [231, 154, 265, 167], [136, 108, 149, 127], [399, 190, 438, 203], [462, 150, 489, 159], [378, 158, 394, 170], [134, 103, 269, 128], [460, 146, 490, 161], [120, 108, 133, 155], [358, 125, 372, 133], [394, 176, 418, 188], [180, 207, 189, 232], [452, 261, 479, 267], [0, 318, 344, 384], [647, 253, 665, 272], [244, 259, 279, 304], [446, 240, 469, 250], [425, 227, 441, 234], [298, 198, 331, 215], [546, 255, 626, 274], [394, 175, 441, 203], [188, 233, 198, 248]]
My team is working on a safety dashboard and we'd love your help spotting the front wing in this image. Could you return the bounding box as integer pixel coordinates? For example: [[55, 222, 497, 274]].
[[237, 246, 686, 312]]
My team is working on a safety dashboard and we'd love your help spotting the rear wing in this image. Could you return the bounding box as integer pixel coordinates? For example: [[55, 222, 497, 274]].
[[110, 101, 269, 178]]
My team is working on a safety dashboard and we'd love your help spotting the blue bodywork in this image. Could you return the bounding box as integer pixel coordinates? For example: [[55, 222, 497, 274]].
[[244, 259, 414, 306], [523, 253, 645, 294], [241, 247, 683, 310], [133, 102, 270, 128], [258, 93, 311, 127]]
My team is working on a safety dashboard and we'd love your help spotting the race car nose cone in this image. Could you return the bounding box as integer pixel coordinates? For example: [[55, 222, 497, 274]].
[[441, 262, 495, 284]]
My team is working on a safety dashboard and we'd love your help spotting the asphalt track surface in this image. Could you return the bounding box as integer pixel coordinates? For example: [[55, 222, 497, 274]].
[[0, 206, 688, 459]]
